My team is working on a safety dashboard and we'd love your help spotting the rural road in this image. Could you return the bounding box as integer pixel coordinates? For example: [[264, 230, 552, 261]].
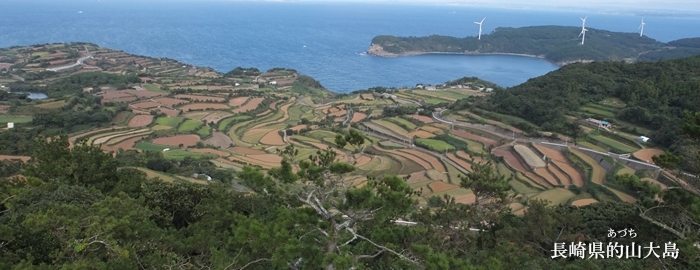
[[46, 55, 93, 72]]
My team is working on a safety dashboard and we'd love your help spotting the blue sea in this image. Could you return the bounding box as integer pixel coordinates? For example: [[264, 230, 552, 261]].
[[2, 0, 700, 93]]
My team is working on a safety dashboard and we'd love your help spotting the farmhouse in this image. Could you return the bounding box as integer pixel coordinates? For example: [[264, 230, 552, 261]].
[[637, 136, 650, 143], [585, 118, 611, 128]]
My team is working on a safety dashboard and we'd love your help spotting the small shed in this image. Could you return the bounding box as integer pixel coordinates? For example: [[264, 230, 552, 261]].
[[638, 136, 650, 142], [7, 122, 14, 129]]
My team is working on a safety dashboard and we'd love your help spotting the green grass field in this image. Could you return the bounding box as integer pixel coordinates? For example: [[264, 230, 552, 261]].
[[372, 119, 410, 136], [575, 140, 608, 152], [178, 119, 204, 132], [448, 135, 485, 154], [378, 141, 405, 149], [156, 117, 185, 127], [218, 115, 251, 131], [587, 132, 639, 153], [163, 149, 217, 160], [0, 115, 33, 124], [416, 138, 454, 152], [197, 125, 212, 137], [388, 117, 417, 130], [135, 142, 170, 151], [143, 84, 164, 92], [533, 188, 577, 205], [579, 104, 615, 118]]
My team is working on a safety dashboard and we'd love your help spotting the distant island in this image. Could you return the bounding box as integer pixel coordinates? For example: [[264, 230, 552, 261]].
[[367, 25, 700, 65]]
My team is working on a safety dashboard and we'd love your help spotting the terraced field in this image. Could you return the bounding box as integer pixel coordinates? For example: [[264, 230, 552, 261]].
[[532, 144, 585, 187], [569, 148, 606, 185]]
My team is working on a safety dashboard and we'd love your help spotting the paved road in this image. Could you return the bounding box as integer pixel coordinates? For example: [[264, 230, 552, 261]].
[[46, 55, 93, 72]]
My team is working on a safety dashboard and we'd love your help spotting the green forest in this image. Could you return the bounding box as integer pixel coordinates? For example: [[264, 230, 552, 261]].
[[371, 26, 700, 64]]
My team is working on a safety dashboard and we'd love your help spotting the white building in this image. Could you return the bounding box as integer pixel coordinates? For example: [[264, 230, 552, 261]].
[[7, 122, 14, 129], [638, 136, 650, 143]]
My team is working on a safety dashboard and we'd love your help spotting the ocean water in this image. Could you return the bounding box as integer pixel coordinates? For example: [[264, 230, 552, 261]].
[[2, 1, 700, 93]]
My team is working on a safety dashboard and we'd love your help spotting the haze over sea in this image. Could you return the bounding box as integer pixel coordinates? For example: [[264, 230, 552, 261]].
[[2, 1, 700, 93]]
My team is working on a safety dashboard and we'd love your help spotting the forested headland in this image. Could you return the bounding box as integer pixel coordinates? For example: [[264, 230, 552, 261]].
[[368, 26, 700, 65]]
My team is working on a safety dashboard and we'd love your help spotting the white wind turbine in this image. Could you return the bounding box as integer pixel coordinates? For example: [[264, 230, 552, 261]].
[[474, 17, 485, 40], [579, 16, 588, 45], [639, 18, 646, 37]]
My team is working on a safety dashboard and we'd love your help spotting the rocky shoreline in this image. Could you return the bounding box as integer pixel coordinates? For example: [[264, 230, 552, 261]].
[[365, 43, 594, 67]]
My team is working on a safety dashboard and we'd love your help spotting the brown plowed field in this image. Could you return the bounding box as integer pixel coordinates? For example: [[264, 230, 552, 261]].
[[552, 161, 584, 186], [571, 198, 598, 206], [388, 150, 430, 171], [230, 146, 266, 155], [202, 111, 233, 124], [410, 114, 434, 123], [0, 155, 31, 162], [246, 154, 283, 165], [452, 129, 497, 148], [175, 94, 225, 102], [493, 148, 529, 173], [429, 181, 458, 193], [533, 144, 584, 186], [228, 96, 249, 107], [127, 115, 153, 127], [232, 97, 264, 113], [159, 108, 181, 117], [102, 90, 134, 99], [534, 168, 560, 186], [406, 172, 427, 183], [108, 96, 138, 103], [181, 103, 230, 111], [130, 101, 161, 109], [454, 194, 476, 204], [330, 110, 347, 117], [447, 153, 473, 172], [101, 136, 143, 152], [190, 148, 230, 158], [153, 97, 188, 107], [288, 125, 308, 131], [633, 148, 665, 164], [409, 130, 436, 138], [121, 90, 163, 98], [354, 155, 372, 167], [204, 132, 234, 148], [547, 165, 571, 186], [269, 100, 282, 110], [420, 126, 445, 135], [329, 107, 340, 113], [68, 127, 128, 148], [153, 134, 200, 147], [398, 149, 446, 172], [131, 109, 151, 115], [350, 112, 366, 123], [260, 131, 285, 145]]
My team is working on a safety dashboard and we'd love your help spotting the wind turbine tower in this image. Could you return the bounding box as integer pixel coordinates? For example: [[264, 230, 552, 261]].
[[474, 17, 485, 40], [579, 16, 588, 45], [639, 18, 645, 37]]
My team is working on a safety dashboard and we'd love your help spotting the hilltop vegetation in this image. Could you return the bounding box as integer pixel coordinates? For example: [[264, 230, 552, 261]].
[[369, 25, 700, 64]]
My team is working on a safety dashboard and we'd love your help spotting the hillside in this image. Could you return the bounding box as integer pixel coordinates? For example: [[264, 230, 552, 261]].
[[368, 25, 700, 65], [472, 54, 700, 169]]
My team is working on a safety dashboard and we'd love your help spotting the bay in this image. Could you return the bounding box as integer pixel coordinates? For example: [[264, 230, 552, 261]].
[[1, 1, 699, 92]]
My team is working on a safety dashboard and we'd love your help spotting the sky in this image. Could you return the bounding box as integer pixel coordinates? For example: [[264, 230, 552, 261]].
[[13, 0, 700, 12]]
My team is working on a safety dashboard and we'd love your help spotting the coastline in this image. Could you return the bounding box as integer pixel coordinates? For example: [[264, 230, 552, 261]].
[[366, 43, 585, 67]]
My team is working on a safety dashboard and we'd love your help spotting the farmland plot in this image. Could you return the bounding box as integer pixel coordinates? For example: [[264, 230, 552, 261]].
[[533, 144, 584, 186], [569, 149, 606, 185], [232, 97, 264, 113], [398, 149, 446, 172], [93, 129, 150, 145], [181, 103, 229, 111], [153, 134, 201, 147], [127, 115, 153, 127], [513, 145, 546, 168], [452, 129, 497, 148]]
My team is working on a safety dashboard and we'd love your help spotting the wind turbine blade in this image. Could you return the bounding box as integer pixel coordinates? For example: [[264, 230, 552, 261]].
[[480, 17, 486, 23]]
